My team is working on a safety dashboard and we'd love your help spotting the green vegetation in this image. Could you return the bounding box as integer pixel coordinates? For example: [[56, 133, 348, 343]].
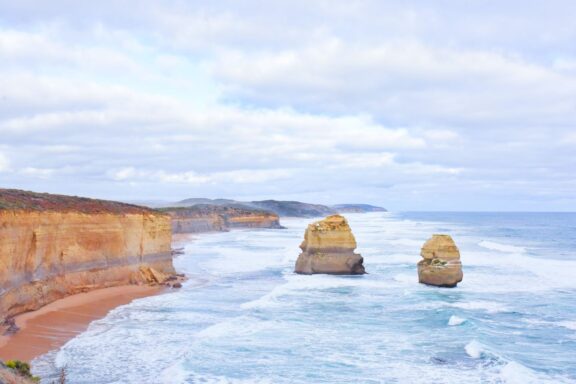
[[5, 360, 40, 382]]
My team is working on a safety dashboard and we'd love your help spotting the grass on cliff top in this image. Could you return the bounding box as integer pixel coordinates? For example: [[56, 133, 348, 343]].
[[0, 189, 161, 215]]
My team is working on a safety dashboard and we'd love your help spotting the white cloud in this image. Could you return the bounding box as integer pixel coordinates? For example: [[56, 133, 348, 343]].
[[0, 152, 9, 172], [21, 167, 54, 178], [212, 39, 576, 126], [0, 0, 575, 210], [108, 167, 292, 185]]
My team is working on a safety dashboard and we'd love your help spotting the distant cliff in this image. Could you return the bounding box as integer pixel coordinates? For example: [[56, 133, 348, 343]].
[[331, 204, 387, 213], [161, 204, 283, 234], [248, 200, 336, 217], [158, 198, 386, 217], [0, 189, 175, 322], [164, 198, 336, 218]]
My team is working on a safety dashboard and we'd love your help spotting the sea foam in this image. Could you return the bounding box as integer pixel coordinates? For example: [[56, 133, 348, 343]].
[[448, 315, 466, 326]]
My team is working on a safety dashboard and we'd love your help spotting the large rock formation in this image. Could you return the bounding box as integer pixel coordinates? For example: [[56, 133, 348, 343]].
[[164, 204, 283, 234], [417, 234, 463, 287], [295, 215, 365, 275], [0, 189, 175, 322]]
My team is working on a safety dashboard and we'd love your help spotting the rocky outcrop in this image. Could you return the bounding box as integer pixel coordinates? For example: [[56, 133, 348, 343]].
[[163, 204, 283, 234], [0, 189, 175, 322], [295, 215, 365, 275], [417, 234, 463, 287]]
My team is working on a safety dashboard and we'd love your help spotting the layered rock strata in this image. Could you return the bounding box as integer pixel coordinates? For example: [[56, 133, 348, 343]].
[[0, 189, 175, 322], [417, 234, 463, 287], [295, 215, 365, 275], [164, 204, 283, 234]]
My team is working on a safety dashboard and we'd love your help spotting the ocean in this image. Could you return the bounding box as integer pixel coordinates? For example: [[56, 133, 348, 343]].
[[33, 212, 576, 383]]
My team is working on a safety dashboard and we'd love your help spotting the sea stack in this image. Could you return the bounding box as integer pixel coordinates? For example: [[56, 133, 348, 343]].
[[295, 215, 365, 275], [417, 234, 463, 287]]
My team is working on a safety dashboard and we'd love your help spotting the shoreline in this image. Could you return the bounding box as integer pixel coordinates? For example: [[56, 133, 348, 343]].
[[0, 232, 230, 365], [0, 285, 164, 362]]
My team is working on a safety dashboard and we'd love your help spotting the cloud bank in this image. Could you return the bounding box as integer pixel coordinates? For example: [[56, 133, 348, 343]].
[[0, 0, 574, 210]]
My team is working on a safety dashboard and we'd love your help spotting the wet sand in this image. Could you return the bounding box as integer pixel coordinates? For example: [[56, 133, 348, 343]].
[[0, 285, 162, 362]]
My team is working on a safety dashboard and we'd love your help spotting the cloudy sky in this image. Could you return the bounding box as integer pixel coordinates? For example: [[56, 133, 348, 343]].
[[1, 1, 575, 210]]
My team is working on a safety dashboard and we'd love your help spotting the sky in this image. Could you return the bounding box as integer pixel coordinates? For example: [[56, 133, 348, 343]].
[[0, 0, 575, 211]]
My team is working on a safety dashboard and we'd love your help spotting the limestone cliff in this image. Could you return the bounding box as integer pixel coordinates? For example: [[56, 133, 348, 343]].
[[295, 215, 365, 275], [417, 234, 463, 287], [0, 189, 174, 322], [163, 204, 283, 234]]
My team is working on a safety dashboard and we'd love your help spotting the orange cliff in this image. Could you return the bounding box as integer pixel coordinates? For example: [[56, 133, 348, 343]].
[[0, 189, 175, 323], [163, 204, 283, 234]]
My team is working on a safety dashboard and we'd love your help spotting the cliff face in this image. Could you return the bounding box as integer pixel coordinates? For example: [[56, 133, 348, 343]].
[[295, 215, 365, 275], [164, 204, 283, 234], [0, 189, 174, 322]]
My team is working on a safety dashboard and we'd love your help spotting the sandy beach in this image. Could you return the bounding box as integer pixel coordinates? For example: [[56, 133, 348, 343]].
[[0, 285, 162, 362]]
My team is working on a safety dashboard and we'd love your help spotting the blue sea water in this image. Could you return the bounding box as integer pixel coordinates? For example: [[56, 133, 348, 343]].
[[33, 212, 576, 383]]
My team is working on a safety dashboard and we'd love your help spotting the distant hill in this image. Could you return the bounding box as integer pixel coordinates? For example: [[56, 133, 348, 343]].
[[331, 204, 387, 213], [248, 200, 336, 217], [165, 198, 336, 217], [159, 198, 386, 217], [176, 198, 239, 206]]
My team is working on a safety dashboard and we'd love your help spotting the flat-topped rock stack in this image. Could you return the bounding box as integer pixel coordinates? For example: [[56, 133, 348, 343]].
[[295, 215, 365, 275], [417, 234, 463, 287]]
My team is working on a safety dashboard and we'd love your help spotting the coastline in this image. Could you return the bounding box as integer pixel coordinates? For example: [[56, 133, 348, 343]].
[[0, 285, 164, 362]]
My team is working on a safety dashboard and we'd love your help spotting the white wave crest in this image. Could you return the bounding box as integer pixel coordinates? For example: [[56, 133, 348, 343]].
[[465, 340, 485, 359], [478, 240, 526, 254], [448, 315, 466, 326]]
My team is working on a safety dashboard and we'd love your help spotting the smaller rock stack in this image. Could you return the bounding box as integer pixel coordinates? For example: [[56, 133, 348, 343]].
[[295, 215, 365, 275], [417, 234, 463, 287]]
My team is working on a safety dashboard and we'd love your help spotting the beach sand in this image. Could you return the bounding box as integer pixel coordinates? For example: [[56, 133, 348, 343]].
[[0, 285, 162, 362]]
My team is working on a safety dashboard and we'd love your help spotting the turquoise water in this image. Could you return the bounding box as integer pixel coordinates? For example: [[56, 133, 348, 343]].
[[34, 212, 576, 383]]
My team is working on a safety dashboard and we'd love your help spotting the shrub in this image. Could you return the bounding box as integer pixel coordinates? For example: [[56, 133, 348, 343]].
[[5, 360, 40, 382]]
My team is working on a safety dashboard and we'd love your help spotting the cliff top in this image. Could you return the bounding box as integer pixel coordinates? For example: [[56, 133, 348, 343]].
[[301, 214, 357, 250], [0, 189, 160, 214], [309, 214, 349, 232]]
